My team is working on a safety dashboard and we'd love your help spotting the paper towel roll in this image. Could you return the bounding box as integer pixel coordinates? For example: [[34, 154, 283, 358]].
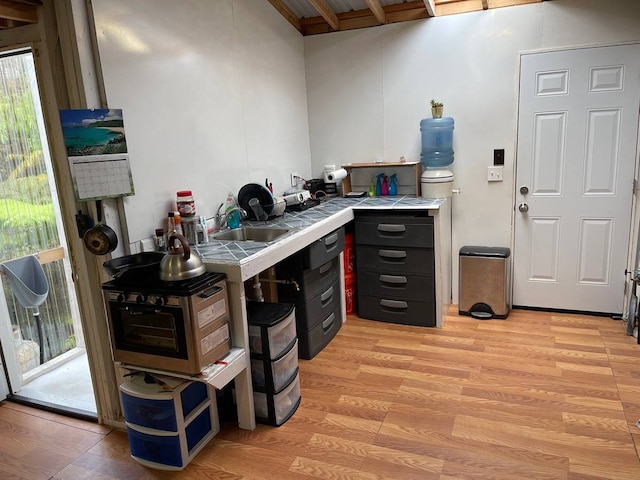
[[324, 168, 348, 183]]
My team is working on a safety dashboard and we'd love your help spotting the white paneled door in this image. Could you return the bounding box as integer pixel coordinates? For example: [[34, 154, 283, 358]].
[[514, 45, 640, 314]]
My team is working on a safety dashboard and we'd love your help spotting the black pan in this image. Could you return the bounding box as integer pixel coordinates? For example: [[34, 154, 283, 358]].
[[84, 223, 118, 255], [103, 252, 165, 279], [83, 199, 119, 255]]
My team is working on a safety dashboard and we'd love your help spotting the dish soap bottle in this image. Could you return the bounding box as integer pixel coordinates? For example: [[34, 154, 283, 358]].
[[381, 175, 389, 196], [389, 174, 398, 196], [368, 176, 375, 197], [224, 192, 240, 229]]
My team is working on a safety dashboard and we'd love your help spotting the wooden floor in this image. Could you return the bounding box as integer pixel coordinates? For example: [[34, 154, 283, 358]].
[[2, 307, 640, 479]]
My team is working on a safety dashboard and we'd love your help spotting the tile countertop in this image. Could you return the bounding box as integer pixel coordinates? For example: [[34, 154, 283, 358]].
[[195, 195, 445, 282]]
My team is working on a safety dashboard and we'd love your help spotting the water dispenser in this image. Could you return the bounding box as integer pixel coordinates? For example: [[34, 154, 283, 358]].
[[419, 117, 454, 168]]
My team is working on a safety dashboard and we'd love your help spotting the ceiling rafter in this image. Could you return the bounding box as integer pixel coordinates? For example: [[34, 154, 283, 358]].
[[273, 0, 548, 36], [309, 0, 340, 31], [423, 0, 436, 17], [365, 0, 386, 24], [0, 0, 38, 25], [267, 0, 301, 32]]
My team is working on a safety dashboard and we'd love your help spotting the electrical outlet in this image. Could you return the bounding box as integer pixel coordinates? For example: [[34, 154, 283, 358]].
[[290, 172, 299, 187], [488, 166, 503, 182]]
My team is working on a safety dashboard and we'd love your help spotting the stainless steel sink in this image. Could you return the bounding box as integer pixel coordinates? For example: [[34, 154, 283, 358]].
[[212, 226, 291, 242]]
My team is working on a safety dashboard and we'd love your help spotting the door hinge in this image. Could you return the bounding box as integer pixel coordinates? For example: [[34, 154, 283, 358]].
[[634, 178, 637, 193]]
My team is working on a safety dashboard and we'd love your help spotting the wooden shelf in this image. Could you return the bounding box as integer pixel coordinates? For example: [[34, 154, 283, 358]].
[[340, 161, 421, 196]]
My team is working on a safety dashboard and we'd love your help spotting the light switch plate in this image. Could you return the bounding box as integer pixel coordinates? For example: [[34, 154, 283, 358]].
[[488, 166, 503, 182]]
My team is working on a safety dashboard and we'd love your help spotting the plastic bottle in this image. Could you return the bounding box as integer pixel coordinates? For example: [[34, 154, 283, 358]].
[[173, 211, 183, 236], [419, 117, 455, 168], [375, 174, 383, 196], [155, 228, 165, 251], [368, 176, 375, 197], [389, 174, 398, 196], [176, 190, 196, 217], [381, 175, 389, 196], [225, 192, 240, 229], [167, 212, 176, 234]]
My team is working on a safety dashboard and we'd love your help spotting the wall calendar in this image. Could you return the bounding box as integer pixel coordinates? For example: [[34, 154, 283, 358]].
[[59, 108, 135, 201]]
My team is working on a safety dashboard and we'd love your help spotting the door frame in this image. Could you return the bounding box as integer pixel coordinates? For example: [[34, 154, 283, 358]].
[[0, 3, 123, 424], [511, 42, 640, 317]]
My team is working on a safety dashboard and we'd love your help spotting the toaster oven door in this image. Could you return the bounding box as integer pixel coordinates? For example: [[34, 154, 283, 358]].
[[109, 303, 188, 359]]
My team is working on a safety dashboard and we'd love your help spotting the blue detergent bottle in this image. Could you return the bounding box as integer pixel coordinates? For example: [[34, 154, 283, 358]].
[[389, 174, 398, 196]]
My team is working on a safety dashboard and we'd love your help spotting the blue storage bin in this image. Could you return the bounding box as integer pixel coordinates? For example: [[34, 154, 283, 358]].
[[120, 374, 209, 432], [121, 395, 177, 431], [127, 426, 184, 468], [121, 376, 220, 471], [180, 381, 208, 419], [186, 406, 213, 452]]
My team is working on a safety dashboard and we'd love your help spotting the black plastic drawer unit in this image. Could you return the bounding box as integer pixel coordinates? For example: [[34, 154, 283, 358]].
[[275, 227, 344, 360], [246, 301, 301, 426], [357, 271, 435, 301], [355, 245, 434, 274], [299, 227, 345, 270], [355, 211, 436, 327], [354, 212, 433, 248], [296, 302, 342, 360], [283, 277, 341, 334], [357, 295, 436, 327]]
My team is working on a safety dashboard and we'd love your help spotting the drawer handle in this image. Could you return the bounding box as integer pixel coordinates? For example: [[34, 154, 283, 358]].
[[377, 224, 406, 233], [378, 249, 407, 260], [319, 261, 333, 275], [379, 274, 407, 285], [324, 232, 339, 248], [322, 312, 336, 330], [380, 299, 408, 310], [320, 286, 334, 303], [198, 285, 223, 298]]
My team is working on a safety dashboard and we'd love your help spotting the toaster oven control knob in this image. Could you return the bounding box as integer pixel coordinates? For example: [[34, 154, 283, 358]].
[[117, 293, 125, 303], [155, 296, 166, 306], [136, 294, 147, 304]]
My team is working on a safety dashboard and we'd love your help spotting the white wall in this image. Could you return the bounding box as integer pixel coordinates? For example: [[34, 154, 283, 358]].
[[91, 0, 311, 245], [304, 0, 640, 302]]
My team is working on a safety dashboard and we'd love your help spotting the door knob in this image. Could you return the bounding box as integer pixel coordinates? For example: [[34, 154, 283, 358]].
[[518, 203, 529, 213]]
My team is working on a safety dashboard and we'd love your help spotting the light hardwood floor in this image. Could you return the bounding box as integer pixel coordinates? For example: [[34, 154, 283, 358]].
[[2, 307, 640, 479]]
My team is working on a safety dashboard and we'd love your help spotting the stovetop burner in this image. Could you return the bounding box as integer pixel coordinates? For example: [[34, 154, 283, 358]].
[[102, 271, 225, 296]]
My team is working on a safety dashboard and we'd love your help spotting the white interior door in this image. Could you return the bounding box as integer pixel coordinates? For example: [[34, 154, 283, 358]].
[[513, 44, 640, 314]]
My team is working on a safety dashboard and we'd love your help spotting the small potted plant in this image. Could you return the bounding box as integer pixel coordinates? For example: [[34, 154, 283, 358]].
[[430, 99, 443, 118]]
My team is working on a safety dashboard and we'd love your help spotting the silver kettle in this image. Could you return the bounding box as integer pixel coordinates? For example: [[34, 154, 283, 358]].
[[159, 234, 206, 281]]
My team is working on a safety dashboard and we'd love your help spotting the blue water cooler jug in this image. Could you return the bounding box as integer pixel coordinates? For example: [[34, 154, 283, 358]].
[[420, 117, 454, 168]]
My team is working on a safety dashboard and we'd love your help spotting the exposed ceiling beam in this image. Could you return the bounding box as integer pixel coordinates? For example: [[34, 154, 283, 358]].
[[267, 0, 301, 32], [309, 0, 340, 30], [365, 0, 386, 24], [0, 0, 37, 23], [300, 1, 432, 36], [423, 0, 436, 16]]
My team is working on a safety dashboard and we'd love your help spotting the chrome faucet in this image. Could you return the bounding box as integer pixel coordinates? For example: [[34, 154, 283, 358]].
[[215, 205, 247, 230]]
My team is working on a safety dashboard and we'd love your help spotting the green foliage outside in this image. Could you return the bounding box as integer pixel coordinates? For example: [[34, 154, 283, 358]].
[[0, 53, 76, 364]]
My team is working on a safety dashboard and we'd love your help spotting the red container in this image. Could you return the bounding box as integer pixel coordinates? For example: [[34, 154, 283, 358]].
[[344, 273, 356, 315], [343, 233, 355, 274]]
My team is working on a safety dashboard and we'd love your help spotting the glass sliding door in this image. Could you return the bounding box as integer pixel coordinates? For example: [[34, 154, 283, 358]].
[[0, 48, 96, 417]]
